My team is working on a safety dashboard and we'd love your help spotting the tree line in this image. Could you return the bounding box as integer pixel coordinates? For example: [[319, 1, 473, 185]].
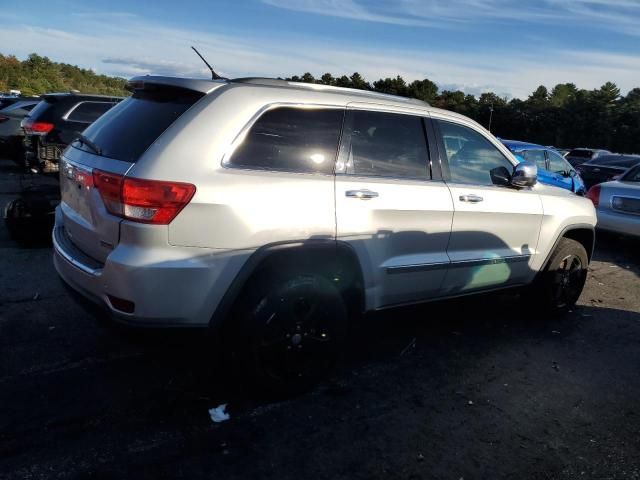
[[1, 53, 637, 153], [0, 53, 128, 97], [288, 72, 639, 154]]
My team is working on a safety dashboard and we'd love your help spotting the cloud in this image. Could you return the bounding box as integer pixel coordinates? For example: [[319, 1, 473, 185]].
[[263, 0, 640, 33], [0, 8, 638, 99]]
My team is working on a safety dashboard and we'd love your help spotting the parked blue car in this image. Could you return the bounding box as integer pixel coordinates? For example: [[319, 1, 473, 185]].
[[499, 139, 586, 195]]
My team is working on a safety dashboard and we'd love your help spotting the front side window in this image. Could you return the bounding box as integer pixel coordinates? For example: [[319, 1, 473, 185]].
[[438, 120, 513, 186], [228, 107, 344, 174], [547, 150, 572, 175], [67, 101, 116, 123], [338, 110, 429, 179], [522, 149, 547, 171]]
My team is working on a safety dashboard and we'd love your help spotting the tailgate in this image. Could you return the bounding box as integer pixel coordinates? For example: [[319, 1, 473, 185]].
[[59, 146, 131, 263]]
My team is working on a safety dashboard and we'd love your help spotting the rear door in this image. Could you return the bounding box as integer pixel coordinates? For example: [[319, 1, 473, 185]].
[[334, 105, 453, 309], [58, 85, 204, 263], [433, 118, 543, 295]]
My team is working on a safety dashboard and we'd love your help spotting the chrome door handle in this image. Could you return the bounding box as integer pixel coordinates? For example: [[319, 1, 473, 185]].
[[346, 189, 379, 200], [459, 194, 484, 203]]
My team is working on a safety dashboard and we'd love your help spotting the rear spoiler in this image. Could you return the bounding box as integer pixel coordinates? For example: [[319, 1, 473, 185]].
[[126, 76, 225, 95]]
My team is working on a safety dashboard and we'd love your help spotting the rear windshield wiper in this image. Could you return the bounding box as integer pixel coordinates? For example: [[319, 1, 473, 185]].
[[74, 133, 102, 156]]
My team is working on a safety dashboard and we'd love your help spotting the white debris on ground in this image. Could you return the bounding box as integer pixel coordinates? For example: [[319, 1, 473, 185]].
[[208, 404, 230, 423]]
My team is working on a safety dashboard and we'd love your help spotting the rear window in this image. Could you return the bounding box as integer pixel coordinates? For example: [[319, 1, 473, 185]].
[[567, 150, 593, 158], [589, 155, 640, 168], [75, 87, 204, 162], [622, 165, 640, 182], [25, 99, 53, 120], [66, 101, 116, 123]]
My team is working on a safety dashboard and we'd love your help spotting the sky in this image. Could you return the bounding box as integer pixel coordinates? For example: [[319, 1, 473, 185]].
[[1, 0, 639, 99]]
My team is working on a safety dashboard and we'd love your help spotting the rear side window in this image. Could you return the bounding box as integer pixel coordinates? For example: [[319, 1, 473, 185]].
[[229, 107, 344, 174], [77, 87, 204, 162], [66, 101, 115, 123], [568, 150, 593, 158], [338, 110, 429, 179]]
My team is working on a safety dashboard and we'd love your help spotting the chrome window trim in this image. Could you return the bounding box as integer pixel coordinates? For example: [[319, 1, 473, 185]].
[[220, 102, 345, 173], [62, 101, 116, 124], [386, 254, 531, 274]]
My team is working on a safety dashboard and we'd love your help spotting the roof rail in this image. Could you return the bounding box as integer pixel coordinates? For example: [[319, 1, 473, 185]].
[[230, 77, 430, 106]]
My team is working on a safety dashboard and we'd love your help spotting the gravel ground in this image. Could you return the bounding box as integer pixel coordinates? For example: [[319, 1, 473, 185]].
[[0, 158, 639, 480]]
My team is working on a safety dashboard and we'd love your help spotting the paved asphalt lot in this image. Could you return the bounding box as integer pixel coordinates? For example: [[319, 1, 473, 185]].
[[0, 157, 639, 479]]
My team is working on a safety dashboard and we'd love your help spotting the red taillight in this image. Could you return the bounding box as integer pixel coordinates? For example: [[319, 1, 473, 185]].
[[92, 169, 195, 225], [21, 120, 54, 135], [92, 170, 123, 214], [586, 184, 601, 207]]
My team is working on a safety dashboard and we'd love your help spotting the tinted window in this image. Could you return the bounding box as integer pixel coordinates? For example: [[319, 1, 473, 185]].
[[547, 150, 572, 174], [438, 120, 513, 185], [588, 155, 640, 168], [339, 110, 429, 179], [67, 101, 115, 123], [622, 165, 640, 182], [229, 107, 343, 174], [77, 87, 203, 163], [568, 149, 593, 158], [522, 149, 546, 170]]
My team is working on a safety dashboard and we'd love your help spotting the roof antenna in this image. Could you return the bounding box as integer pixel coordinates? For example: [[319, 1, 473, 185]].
[[191, 46, 227, 81]]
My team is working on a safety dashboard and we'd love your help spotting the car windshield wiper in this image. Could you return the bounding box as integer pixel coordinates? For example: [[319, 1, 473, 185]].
[[74, 133, 102, 156]]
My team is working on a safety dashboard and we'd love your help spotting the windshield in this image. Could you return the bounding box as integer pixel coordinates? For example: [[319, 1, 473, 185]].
[[75, 86, 204, 162], [621, 165, 640, 182]]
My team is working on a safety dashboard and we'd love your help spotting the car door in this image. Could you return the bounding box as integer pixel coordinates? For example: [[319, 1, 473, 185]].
[[433, 117, 543, 295], [546, 149, 576, 192], [334, 105, 454, 309]]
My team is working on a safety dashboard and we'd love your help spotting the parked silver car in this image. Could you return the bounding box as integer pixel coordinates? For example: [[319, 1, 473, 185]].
[[53, 76, 597, 390], [587, 164, 640, 237]]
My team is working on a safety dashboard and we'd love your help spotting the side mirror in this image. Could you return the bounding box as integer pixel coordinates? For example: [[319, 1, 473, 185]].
[[490, 166, 512, 186], [511, 160, 537, 187], [568, 170, 577, 178]]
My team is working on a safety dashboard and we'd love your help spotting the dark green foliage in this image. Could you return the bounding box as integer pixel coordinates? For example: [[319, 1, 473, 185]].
[[289, 70, 639, 153], [0, 53, 128, 96]]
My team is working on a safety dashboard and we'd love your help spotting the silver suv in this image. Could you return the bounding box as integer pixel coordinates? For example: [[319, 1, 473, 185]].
[[53, 76, 597, 390]]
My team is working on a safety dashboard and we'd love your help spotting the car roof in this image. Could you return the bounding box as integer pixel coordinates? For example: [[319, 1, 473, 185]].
[[42, 93, 124, 101], [499, 138, 545, 150], [128, 75, 432, 108], [584, 154, 640, 167]]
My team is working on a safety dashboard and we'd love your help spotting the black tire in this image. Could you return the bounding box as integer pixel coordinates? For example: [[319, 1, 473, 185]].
[[230, 272, 348, 395], [535, 237, 588, 315]]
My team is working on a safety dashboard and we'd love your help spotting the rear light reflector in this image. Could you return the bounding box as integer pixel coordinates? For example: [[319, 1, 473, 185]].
[[585, 184, 601, 207], [92, 169, 195, 224], [21, 120, 54, 135]]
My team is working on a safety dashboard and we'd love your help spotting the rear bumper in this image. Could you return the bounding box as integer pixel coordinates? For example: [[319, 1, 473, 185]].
[[596, 208, 640, 237], [53, 208, 251, 327]]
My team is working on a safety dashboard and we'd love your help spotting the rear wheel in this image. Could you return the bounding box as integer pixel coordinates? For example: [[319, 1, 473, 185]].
[[535, 237, 588, 315], [231, 273, 348, 395]]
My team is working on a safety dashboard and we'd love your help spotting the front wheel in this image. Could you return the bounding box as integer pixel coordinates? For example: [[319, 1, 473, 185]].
[[535, 237, 589, 315], [232, 273, 348, 395]]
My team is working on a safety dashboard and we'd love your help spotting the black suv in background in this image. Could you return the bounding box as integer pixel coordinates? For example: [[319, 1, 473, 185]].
[[576, 154, 640, 190], [565, 148, 611, 167], [21, 93, 122, 174]]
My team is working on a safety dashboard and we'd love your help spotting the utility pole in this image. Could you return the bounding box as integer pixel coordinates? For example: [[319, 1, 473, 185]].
[[488, 103, 494, 132]]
